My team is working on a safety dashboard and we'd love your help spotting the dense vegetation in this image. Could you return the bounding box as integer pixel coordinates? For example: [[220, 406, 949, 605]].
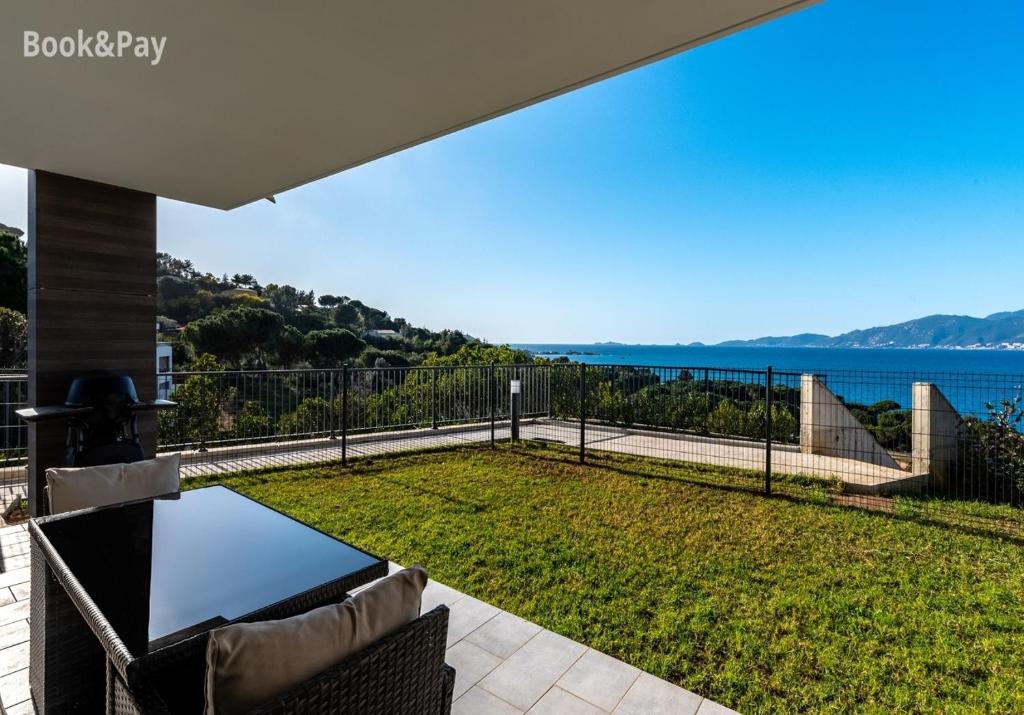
[[551, 366, 801, 443], [157, 344, 533, 448], [0, 223, 27, 367], [196, 446, 1024, 714], [155, 252, 476, 369]]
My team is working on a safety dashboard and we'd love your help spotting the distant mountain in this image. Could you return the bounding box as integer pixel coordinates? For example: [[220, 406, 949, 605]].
[[718, 311, 1024, 350]]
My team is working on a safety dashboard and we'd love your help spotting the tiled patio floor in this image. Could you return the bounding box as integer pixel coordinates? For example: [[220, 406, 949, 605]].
[[0, 523, 32, 715], [0, 525, 737, 715]]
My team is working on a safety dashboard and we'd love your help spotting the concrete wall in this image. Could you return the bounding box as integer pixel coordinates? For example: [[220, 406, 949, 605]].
[[912, 382, 960, 488], [800, 375, 901, 470]]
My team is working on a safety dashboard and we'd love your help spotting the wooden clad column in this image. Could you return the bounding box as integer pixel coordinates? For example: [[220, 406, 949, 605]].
[[27, 171, 156, 517]]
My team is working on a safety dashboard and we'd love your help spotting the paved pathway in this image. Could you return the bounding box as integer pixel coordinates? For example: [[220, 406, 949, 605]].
[[0, 524, 737, 715], [0, 416, 920, 523], [173, 418, 921, 494]]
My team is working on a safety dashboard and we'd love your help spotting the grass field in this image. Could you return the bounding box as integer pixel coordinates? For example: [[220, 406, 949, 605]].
[[191, 445, 1024, 714]]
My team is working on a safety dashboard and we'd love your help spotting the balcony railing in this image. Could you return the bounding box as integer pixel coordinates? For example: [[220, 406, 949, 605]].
[[2, 363, 1024, 515]]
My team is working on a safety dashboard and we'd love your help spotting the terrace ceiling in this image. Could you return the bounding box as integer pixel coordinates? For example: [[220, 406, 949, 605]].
[[0, 1, 815, 210]]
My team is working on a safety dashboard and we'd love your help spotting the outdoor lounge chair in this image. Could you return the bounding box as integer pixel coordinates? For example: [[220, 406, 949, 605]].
[[44, 453, 181, 514], [107, 604, 454, 714]]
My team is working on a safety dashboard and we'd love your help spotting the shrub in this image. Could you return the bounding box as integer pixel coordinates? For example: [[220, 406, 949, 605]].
[[233, 401, 270, 439], [158, 354, 232, 447], [0, 308, 27, 367], [955, 394, 1024, 504], [710, 400, 747, 437], [278, 397, 332, 436]]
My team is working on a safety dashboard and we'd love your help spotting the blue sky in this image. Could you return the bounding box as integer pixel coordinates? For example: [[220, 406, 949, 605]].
[[2, 0, 1022, 344]]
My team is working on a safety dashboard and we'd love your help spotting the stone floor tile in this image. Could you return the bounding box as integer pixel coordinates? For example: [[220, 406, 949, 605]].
[[0, 554, 29, 572], [445, 639, 503, 699], [422, 579, 467, 613], [0, 568, 29, 590], [558, 648, 641, 712], [478, 629, 587, 711], [6, 698, 36, 715], [0, 540, 29, 558], [453, 685, 524, 715], [696, 699, 740, 715], [0, 601, 29, 628], [0, 621, 28, 651], [0, 667, 29, 709], [528, 686, 606, 714], [613, 672, 703, 715], [9, 583, 29, 602], [466, 611, 542, 659], [445, 596, 501, 647], [0, 642, 29, 678]]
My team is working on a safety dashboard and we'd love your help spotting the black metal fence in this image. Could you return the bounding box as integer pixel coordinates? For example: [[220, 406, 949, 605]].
[[0, 371, 27, 510], [3, 364, 1024, 521], [155, 365, 551, 475]]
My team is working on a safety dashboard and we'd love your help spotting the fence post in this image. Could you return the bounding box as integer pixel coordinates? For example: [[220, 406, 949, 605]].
[[489, 363, 496, 448], [546, 365, 552, 419], [703, 368, 711, 434], [341, 365, 348, 466], [765, 365, 773, 495], [328, 370, 336, 439], [579, 363, 586, 464], [431, 366, 438, 430]]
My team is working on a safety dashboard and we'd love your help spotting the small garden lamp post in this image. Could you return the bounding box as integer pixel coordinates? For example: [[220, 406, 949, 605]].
[[510, 378, 522, 442]]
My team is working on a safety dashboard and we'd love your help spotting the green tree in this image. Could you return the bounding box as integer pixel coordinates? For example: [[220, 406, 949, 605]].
[[357, 348, 412, 368], [304, 329, 365, 367], [158, 354, 231, 447], [156, 252, 197, 279], [285, 309, 331, 334], [709, 400, 747, 437], [273, 325, 305, 368], [747, 400, 798, 442], [428, 343, 529, 366], [232, 401, 270, 439], [0, 308, 27, 367], [333, 302, 361, 327], [184, 306, 285, 368], [0, 225, 27, 313], [278, 397, 331, 436], [264, 284, 314, 316]]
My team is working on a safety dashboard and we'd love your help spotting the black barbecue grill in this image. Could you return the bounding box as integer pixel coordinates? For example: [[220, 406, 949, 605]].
[[17, 373, 176, 467]]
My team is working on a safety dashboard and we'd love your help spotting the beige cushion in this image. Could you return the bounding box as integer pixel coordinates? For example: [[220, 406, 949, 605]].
[[46, 453, 181, 514], [204, 566, 428, 715]]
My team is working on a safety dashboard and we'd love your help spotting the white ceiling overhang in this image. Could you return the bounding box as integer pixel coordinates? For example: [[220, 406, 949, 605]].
[[0, 1, 816, 209]]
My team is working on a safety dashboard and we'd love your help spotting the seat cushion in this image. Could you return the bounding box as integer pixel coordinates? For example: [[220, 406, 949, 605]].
[[46, 453, 180, 514], [204, 566, 428, 715]]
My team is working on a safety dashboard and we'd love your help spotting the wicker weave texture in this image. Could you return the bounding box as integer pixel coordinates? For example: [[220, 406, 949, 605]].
[[111, 606, 453, 714]]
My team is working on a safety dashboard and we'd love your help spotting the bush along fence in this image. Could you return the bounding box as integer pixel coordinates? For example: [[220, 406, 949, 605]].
[[2, 363, 1024, 514]]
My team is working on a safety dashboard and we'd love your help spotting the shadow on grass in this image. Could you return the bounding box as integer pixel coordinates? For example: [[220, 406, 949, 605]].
[[510, 441, 1024, 546], [192, 439, 1024, 546], [187, 444, 492, 512]]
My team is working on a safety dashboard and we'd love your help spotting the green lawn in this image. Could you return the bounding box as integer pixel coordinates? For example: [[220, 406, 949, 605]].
[[191, 445, 1024, 714]]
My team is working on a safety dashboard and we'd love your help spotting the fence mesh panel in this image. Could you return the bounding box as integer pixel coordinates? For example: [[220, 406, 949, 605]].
[[3, 364, 1024, 533]]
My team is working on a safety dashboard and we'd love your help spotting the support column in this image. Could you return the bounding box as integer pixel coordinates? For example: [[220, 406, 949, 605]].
[[27, 171, 156, 516]]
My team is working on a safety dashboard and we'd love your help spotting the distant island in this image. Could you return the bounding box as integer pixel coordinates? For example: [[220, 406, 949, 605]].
[[717, 310, 1024, 350]]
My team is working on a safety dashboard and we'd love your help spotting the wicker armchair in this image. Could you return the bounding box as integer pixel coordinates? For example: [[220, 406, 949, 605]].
[[107, 605, 454, 715]]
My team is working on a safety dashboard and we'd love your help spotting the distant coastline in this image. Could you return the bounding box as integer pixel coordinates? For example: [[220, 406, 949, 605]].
[[525, 343, 1024, 352], [521, 309, 1024, 352], [510, 343, 1024, 379]]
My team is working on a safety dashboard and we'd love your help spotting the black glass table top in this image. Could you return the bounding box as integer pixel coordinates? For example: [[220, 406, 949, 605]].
[[38, 485, 383, 655]]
